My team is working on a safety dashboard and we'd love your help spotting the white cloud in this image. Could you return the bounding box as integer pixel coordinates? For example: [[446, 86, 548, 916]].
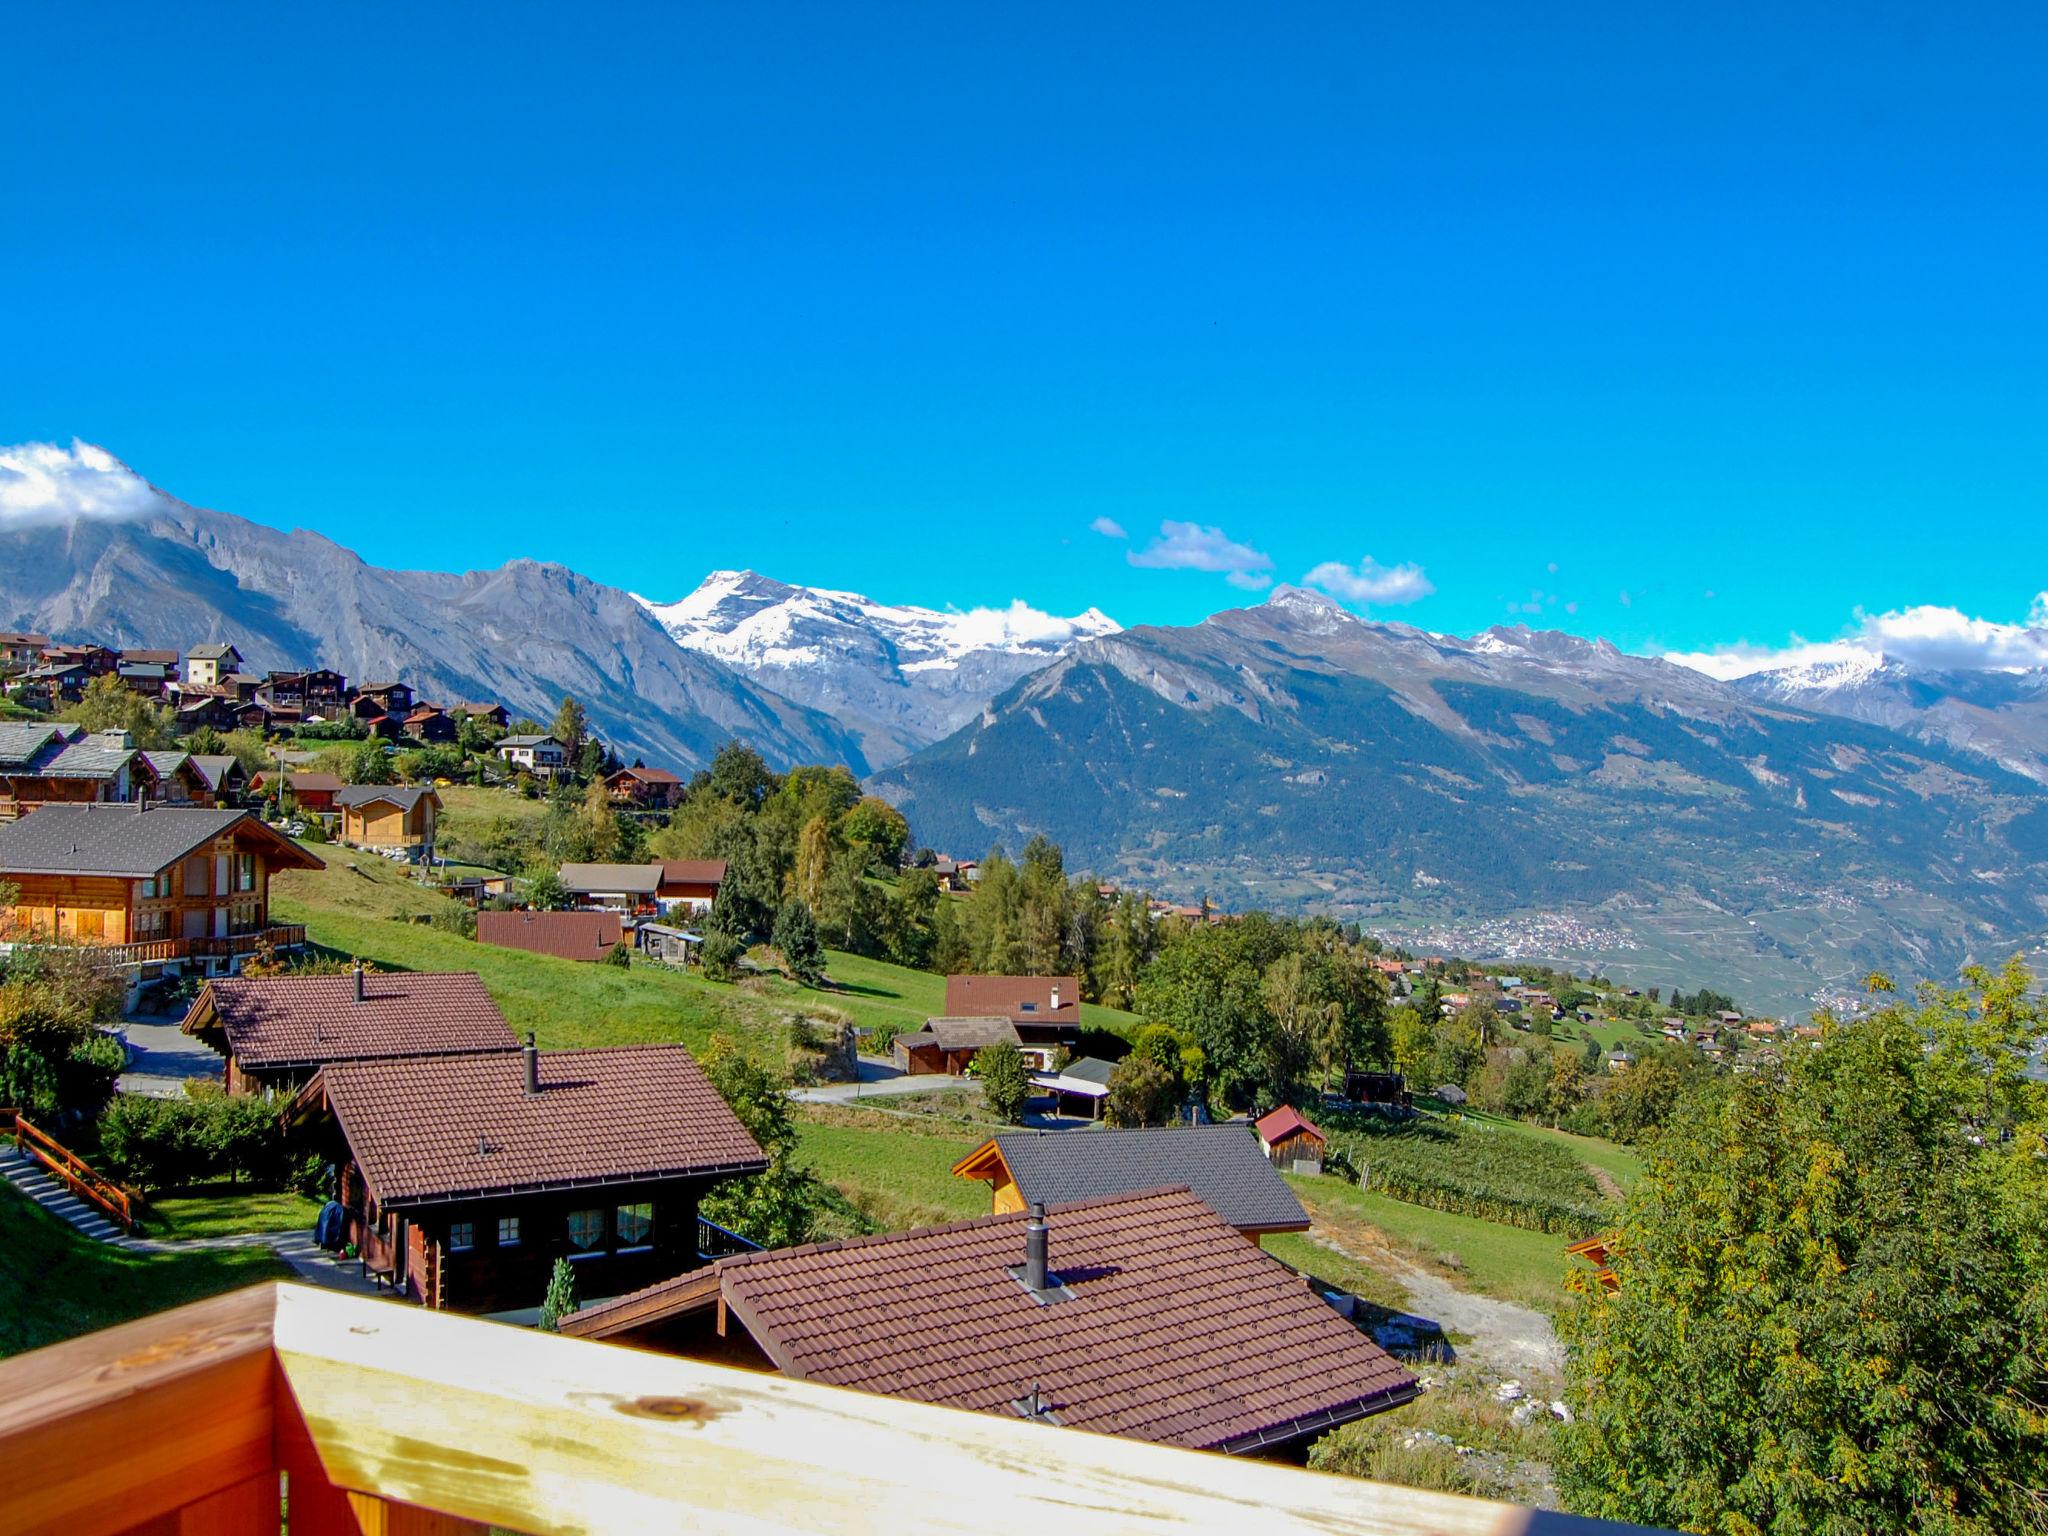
[[0, 440, 161, 525], [1127, 520, 1273, 590], [1089, 516, 1127, 540], [1302, 556, 1434, 608], [1666, 597, 2048, 679]]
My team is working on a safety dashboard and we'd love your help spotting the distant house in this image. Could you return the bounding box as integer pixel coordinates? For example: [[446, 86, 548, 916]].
[[1605, 1050, 1636, 1073], [403, 706, 458, 744], [654, 858, 725, 913], [1032, 1055, 1117, 1119], [893, 1017, 1023, 1076], [263, 669, 348, 712], [557, 861, 661, 912], [0, 803, 321, 995], [942, 975, 1080, 1062], [351, 682, 415, 719], [477, 909, 623, 963], [560, 1187, 1417, 1456], [497, 734, 568, 777], [335, 785, 440, 859], [175, 695, 237, 734], [250, 770, 344, 812], [0, 632, 52, 667], [184, 643, 245, 690], [952, 1124, 1310, 1244], [1341, 1070, 1412, 1109], [454, 702, 510, 731], [606, 765, 685, 809], [182, 969, 520, 1096], [291, 1041, 766, 1312], [1253, 1106, 1326, 1171], [0, 723, 157, 817]]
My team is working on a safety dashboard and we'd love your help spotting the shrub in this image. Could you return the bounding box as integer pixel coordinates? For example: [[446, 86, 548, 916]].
[[700, 930, 744, 982], [975, 1038, 1032, 1124], [602, 941, 631, 969], [97, 1088, 293, 1195], [537, 1257, 579, 1332]]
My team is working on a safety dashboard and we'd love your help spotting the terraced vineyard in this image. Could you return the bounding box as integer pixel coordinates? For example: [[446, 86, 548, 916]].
[[1319, 1109, 1607, 1237]]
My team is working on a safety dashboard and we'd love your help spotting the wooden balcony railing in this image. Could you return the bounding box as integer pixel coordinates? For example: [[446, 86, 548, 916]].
[[21, 923, 313, 968], [1, 1107, 137, 1231], [0, 1282, 1674, 1536]]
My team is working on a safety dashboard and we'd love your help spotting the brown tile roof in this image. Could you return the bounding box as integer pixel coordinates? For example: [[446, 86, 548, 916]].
[[613, 766, 683, 785], [184, 971, 519, 1071], [656, 858, 727, 887], [311, 1045, 766, 1206], [944, 975, 1081, 1027], [583, 1187, 1415, 1451], [476, 909, 623, 962]]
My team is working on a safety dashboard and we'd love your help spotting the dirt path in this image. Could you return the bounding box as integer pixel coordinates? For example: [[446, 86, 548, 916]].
[[1585, 1164, 1625, 1203], [1299, 1228, 1563, 1380]]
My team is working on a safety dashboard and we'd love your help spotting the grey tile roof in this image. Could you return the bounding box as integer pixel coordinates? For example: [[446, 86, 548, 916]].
[[1057, 1055, 1120, 1088], [0, 803, 319, 877], [332, 785, 437, 811], [498, 733, 560, 749], [987, 1124, 1309, 1234], [898, 1017, 1021, 1052], [187, 643, 241, 660], [557, 861, 661, 894], [187, 755, 243, 791], [32, 739, 137, 781], [0, 724, 63, 768]]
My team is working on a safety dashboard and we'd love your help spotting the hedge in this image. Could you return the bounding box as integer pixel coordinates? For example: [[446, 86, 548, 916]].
[[96, 1090, 307, 1195]]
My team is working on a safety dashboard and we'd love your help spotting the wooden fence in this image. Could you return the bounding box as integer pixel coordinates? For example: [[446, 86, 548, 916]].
[[0, 1108, 137, 1231]]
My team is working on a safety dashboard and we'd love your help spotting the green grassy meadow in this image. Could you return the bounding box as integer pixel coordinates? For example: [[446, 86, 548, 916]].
[[0, 1183, 287, 1359]]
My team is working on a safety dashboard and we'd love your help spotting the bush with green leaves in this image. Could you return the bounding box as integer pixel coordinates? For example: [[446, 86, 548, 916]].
[[537, 1257, 579, 1332], [698, 1034, 827, 1248], [699, 930, 744, 982], [96, 1088, 293, 1195], [974, 1038, 1032, 1124]]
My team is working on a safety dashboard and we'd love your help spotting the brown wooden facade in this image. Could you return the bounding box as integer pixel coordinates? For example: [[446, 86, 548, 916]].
[[6, 835, 292, 949]]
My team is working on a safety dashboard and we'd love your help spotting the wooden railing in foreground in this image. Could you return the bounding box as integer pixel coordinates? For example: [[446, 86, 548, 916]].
[[0, 1107, 137, 1230], [0, 1283, 1673, 1536]]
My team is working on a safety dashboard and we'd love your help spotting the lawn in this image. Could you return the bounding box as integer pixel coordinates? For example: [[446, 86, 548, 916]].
[[273, 842, 1144, 1051], [1288, 1175, 1576, 1313], [793, 1107, 988, 1233], [0, 1182, 287, 1359], [1448, 1109, 1646, 1193], [142, 1185, 323, 1242]]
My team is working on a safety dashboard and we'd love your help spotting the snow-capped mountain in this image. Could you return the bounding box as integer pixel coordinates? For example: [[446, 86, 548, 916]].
[[1734, 653, 2048, 783], [638, 570, 1119, 765]]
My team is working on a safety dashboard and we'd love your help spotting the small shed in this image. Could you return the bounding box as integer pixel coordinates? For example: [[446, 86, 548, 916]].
[[892, 1017, 1022, 1076], [1253, 1106, 1327, 1172], [1342, 1070, 1412, 1109]]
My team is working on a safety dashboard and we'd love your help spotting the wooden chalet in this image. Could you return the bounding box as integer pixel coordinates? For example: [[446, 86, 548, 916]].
[[606, 765, 685, 809], [455, 700, 510, 730], [1342, 1069, 1413, 1109], [292, 1039, 767, 1312], [893, 1016, 1023, 1076], [249, 769, 343, 811], [262, 667, 348, 712], [1254, 1105, 1326, 1171], [562, 1187, 1413, 1457], [558, 861, 662, 913], [174, 693, 237, 734], [182, 968, 520, 1096], [0, 723, 157, 818], [0, 1283, 1671, 1536], [350, 681, 415, 718], [42, 642, 120, 677], [183, 642, 244, 689], [0, 804, 320, 995], [952, 1124, 1310, 1243], [334, 785, 440, 858], [0, 629, 50, 666], [403, 705, 458, 743], [942, 974, 1081, 1060]]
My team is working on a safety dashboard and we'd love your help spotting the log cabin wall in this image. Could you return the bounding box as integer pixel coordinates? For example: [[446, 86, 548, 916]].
[[3, 833, 276, 945]]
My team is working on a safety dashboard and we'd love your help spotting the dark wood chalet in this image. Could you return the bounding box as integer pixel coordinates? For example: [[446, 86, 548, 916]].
[[293, 1040, 767, 1313], [183, 968, 520, 1096]]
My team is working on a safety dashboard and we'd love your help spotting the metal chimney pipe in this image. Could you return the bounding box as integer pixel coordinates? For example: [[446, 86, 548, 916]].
[[353, 962, 364, 1002], [1024, 1202, 1049, 1291], [523, 1032, 540, 1095]]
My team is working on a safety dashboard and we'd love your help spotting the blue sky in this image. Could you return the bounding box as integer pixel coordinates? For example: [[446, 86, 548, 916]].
[[4, 3, 2045, 666]]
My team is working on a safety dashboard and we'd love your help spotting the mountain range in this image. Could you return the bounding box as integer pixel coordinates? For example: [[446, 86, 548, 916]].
[[636, 570, 1117, 767], [3, 447, 2046, 1014]]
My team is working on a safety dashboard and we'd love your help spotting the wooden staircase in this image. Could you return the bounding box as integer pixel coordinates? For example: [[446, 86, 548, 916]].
[[0, 1109, 139, 1242]]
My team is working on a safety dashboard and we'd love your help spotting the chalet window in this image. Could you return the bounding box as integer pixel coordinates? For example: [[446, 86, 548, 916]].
[[567, 1208, 605, 1255], [615, 1204, 653, 1250], [496, 1216, 520, 1247], [137, 876, 158, 900], [235, 853, 256, 892], [448, 1221, 475, 1252], [134, 910, 168, 940]]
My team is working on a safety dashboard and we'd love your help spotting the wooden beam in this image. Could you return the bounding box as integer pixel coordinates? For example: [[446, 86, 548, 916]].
[[0, 1286, 278, 1536], [269, 1285, 1668, 1536]]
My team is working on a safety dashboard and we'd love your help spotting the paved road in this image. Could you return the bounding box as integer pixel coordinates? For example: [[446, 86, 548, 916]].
[[789, 1058, 983, 1105], [115, 1016, 224, 1098]]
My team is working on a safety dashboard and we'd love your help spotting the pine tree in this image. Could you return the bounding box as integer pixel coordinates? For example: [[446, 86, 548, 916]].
[[772, 898, 825, 987], [537, 1257, 578, 1332]]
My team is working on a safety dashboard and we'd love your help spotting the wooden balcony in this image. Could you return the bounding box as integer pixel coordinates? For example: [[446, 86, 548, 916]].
[[46, 923, 310, 968], [0, 1282, 1672, 1536]]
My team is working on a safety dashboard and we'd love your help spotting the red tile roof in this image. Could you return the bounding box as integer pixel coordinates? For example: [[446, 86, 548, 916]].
[[476, 909, 622, 962], [613, 766, 683, 785], [656, 859, 727, 887], [310, 1045, 766, 1206], [579, 1187, 1414, 1452], [1254, 1106, 1325, 1146], [943, 975, 1081, 1027], [184, 971, 519, 1071]]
